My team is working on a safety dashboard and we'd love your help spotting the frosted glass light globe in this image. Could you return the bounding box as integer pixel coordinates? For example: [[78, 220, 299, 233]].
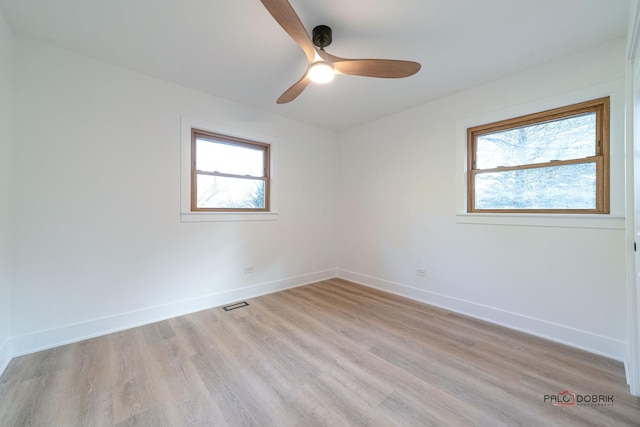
[[308, 61, 335, 84]]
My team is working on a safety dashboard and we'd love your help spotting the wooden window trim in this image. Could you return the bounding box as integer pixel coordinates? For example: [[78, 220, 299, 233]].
[[191, 129, 271, 212], [467, 97, 610, 214]]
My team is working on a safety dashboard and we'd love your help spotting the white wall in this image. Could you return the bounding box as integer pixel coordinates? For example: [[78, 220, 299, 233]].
[[0, 10, 12, 374], [10, 37, 338, 354], [337, 38, 629, 360], [0, 11, 13, 374]]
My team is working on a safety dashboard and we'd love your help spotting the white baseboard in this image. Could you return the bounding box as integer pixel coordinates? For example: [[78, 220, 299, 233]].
[[11, 269, 337, 357], [0, 338, 11, 378], [6, 268, 626, 365], [338, 269, 626, 361]]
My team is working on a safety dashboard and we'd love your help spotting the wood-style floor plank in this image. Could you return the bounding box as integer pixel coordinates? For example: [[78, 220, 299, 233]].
[[1, 278, 639, 426]]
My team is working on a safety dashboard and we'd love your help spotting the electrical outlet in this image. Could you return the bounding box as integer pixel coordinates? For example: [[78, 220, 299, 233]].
[[244, 266, 255, 275], [416, 269, 427, 277]]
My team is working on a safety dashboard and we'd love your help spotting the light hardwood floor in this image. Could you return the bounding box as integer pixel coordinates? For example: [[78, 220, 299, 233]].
[[1, 278, 639, 426]]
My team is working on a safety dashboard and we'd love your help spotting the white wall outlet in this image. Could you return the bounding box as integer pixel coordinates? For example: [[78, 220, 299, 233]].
[[243, 266, 255, 275], [416, 269, 427, 277]]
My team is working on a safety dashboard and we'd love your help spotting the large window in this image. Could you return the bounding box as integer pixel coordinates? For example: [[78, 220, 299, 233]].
[[191, 129, 270, 212], [467, 97, 609, 213]]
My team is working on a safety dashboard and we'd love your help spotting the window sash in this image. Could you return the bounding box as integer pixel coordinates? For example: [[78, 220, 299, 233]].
[[467, 97, 609, 214], [191, 129, 270, 212], [474, 113, 597, 169], [469, 157, 604, 213]]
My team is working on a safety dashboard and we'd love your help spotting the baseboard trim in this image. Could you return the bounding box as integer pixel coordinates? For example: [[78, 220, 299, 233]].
[[11, 269, 337, 357], [0, 338, 11, 378], [338, 269, 626, 361], [7, 269, 626, 364]]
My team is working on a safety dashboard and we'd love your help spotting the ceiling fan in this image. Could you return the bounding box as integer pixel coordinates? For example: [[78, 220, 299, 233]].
[[259, 0, 422, 104]]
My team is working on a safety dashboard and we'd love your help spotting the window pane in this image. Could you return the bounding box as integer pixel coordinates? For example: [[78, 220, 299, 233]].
[[476, 113, 596, 169], [474, 162, 596, 210], [196, 175, 266, 209], [196, 138, 265, 176]]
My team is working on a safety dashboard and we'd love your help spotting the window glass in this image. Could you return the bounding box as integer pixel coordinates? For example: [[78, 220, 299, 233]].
[[195, 139, 265, 176], [474, 163, 597, 210], [475, 113, 596, 169], [196, 175, 266, 209]]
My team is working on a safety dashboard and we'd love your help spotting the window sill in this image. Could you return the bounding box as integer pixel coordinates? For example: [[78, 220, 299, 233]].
[[456, 213, 625, 230], [181, 211, 279, 223]]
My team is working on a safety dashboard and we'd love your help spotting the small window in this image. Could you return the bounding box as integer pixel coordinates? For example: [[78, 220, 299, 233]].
[[467, 97, 609, 213], [191, 129, 270, 212]]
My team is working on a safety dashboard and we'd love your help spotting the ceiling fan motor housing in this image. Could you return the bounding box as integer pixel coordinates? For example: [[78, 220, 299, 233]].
[[312, 25, 332, 49]]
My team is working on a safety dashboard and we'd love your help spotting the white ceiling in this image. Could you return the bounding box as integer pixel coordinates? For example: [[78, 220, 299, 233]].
[[0, 0, 631, 131]]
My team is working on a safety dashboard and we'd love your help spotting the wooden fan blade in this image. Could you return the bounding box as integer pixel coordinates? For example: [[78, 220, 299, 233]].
[[331, 58, 421, 78], [277, 75, 311, 104], [260, 0, 316, 63]]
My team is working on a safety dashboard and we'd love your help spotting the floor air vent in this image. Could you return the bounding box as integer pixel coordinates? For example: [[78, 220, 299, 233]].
[[222, 301, 249, 311]]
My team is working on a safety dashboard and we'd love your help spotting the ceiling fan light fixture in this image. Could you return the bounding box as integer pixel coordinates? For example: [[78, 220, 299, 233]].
[[308, 61, 335, 84], [260, 0, 421, 103]]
